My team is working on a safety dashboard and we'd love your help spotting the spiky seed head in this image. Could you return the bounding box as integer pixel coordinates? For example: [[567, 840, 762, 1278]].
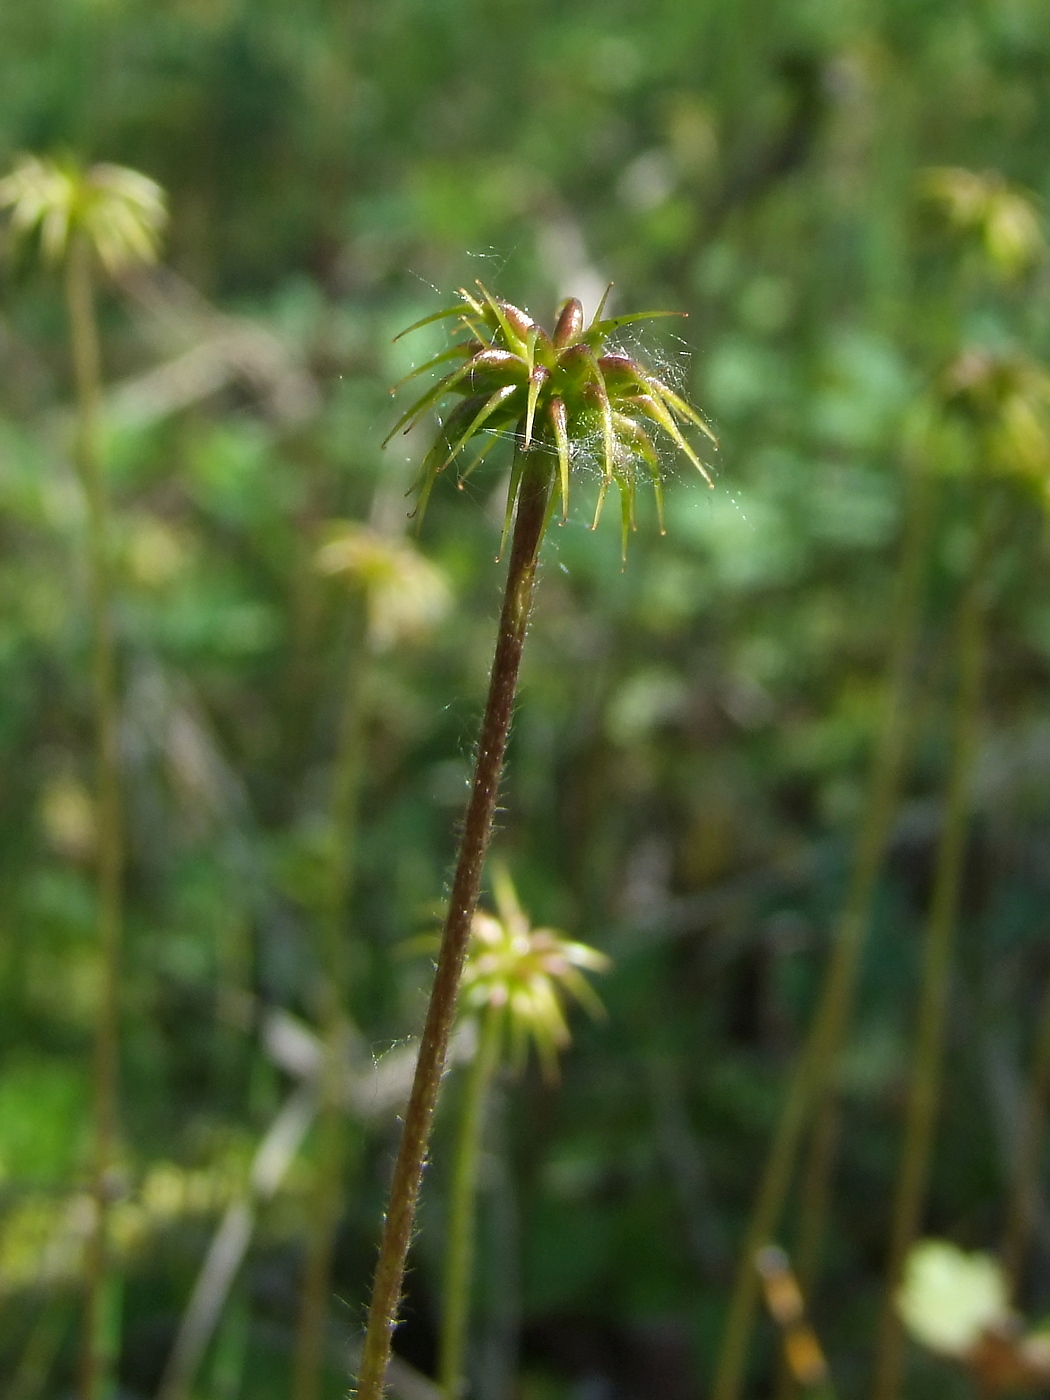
[[0, 154, 167, 275], [923, 167, 1044, 278], [461, 865, 609, 1078], [386, 281, 716, 560], [315, 522, 451, 651]]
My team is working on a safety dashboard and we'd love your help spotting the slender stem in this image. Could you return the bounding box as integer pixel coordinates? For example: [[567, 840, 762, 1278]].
[[710, 462, 932, 1400], [156, 1084, 317, 1400], [774, 1103, 841, 1400], [870, 547, 987, 1400], [794, 1097, 841, 1295], [1001, 965, 1050, 1295], [439, 1004, 503, 1400], [11, 1295, 71, 1400], [293, 624, 370, 1400], [354, 452, 552, 1400], [66, 236, 125, 1400], [292, 1038, 351, 1400]]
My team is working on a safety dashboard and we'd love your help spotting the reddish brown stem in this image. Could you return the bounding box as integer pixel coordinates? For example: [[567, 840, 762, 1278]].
[[354, 452, 552, 1400]]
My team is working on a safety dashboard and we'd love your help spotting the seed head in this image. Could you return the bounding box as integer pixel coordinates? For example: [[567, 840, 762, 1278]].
[[940, 347, 1050, 487], [461, 865, 609, 1078], [316, 522, 451, 651], [923, 167, 1044, 279], [385, 282, 716, 559], [0, 154, 167, 274]]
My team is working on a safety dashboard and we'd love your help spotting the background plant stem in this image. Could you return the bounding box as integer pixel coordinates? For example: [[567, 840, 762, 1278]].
[[354, 451, 552, 1400], [870, 540, 987, 1400], [710, 461, 932, 1400], [293, 617, 370, 1400], [774, 1103, 841, 1400], [156, 1083, 317, 1400], [439, 1002, 503, 1400], [1001, 965, 1050, 1296], [65, 235, 125, 1400]]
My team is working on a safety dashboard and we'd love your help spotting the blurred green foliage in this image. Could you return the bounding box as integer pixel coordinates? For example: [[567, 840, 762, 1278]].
[[2, 1, 1050, 1398]]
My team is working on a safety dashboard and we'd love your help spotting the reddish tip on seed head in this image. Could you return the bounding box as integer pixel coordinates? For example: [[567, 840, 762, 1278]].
[[499, 300, 537, 342], [553, 298, 585, 348]]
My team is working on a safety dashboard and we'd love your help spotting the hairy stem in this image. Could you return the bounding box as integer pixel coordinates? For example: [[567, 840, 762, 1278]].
[[66, 236, 125, 1400], [354, 452, 552, 1400], [870, 546, 987, 1400], [293, 622, 370, 1400], [1001, 966, 1050, 1296], [710, 462, 932, 1400], [439, 1004, 503, 1400]]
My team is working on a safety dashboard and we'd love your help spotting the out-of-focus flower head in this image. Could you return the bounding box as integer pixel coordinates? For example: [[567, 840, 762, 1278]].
[[923, 167, 1044, 279], [0, 154, 166, 274], [386, 282, 716, 559], [316, 522, 451, 651], [461, 865, 609, 1077]]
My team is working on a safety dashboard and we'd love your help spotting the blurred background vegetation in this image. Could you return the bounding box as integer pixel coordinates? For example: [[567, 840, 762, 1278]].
[[3, 1, 1050, 1397]]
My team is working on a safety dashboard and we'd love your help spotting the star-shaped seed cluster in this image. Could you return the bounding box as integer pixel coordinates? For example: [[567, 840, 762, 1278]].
[[386, 282, 716, 557], [0, 155, 166, 273], [461, 867, 609, 1077]]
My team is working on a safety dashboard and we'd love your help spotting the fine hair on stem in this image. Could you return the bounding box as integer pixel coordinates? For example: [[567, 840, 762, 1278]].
[[353, 447, 553, 1399]]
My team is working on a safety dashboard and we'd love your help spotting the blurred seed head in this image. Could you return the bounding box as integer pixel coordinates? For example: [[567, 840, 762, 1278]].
[[125, 516, 190, 589], [923, 166, 1044, 279], [39, 772, 96, 862], [461, 865, 609, 1078], [0, 154, 167, 274], [939, 346, 1050, 486], [316, 521, 451, 651]]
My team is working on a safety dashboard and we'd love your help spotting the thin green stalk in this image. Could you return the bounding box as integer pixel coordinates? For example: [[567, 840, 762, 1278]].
[[11, 1296, 71, 1400], [293, 625, 370, 1400], [774, 1103, 841, 1400], [292, 1037, 351, 1400], [156, 1084, 317, 1400], [354, 449, 553, 1400], [440, 1003, 504, 1400], [710, 462, 932, 1400], [794, 1095, 840, 1295], [1001, 952, 1050, 1295], [66, 234, 125, 1400], [870, 547, 987, 1400]]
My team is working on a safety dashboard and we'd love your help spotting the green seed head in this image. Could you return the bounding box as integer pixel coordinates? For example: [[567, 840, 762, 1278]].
[[0, 154, 167, 274], [461, 865, 609, 1078], [315, 522, 451, 651], [940, 347, 1050, 487], [923, 166, 1044, 279], [386, 282, 716, 559]]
